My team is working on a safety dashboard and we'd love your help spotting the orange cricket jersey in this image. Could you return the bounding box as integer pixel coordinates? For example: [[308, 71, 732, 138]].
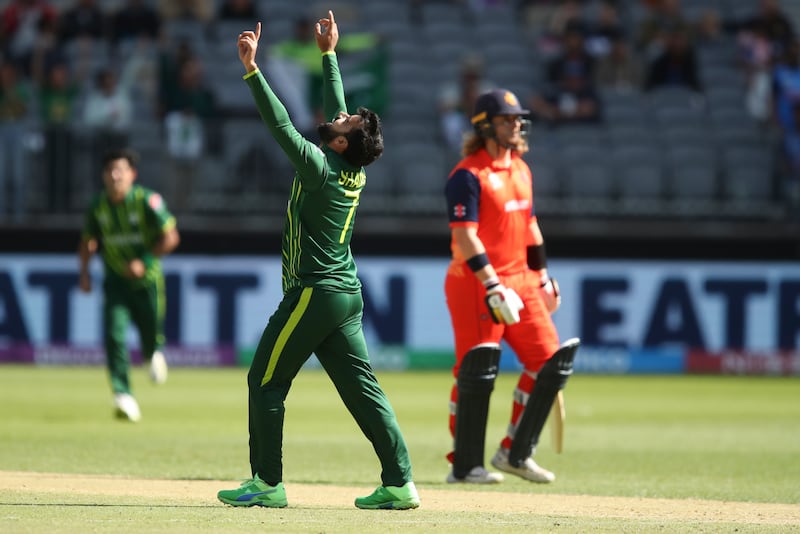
[[445, 148, 534, 275]]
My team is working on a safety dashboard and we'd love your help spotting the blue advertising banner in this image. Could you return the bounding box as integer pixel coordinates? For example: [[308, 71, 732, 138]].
[[1, 254, 799, 374]]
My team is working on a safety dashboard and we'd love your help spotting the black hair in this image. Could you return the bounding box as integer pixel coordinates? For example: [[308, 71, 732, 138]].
[[342, 107, 384, 167], [102, 148, 140, 170]]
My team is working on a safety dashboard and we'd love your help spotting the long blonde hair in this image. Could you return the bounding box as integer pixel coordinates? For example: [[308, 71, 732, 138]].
[[460, 126, 529, 157]]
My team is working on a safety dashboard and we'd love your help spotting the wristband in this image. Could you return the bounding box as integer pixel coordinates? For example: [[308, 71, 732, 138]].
[[466, 252, 490, 272], [482, 276, 500, 290], [527, 243, 547, 270]]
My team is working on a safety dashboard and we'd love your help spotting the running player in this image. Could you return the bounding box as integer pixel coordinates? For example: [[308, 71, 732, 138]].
[[216, 12, 419, 510], [443, 89, 578, 484], [78, 148, 180, 422]]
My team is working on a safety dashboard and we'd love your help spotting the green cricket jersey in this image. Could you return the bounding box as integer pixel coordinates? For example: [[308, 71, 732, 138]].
[[244, 52, 365, 294], [82, 186, 176, 286]]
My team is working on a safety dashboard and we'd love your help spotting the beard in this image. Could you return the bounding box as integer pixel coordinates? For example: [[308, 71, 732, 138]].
[[317, 122, 339, 144]]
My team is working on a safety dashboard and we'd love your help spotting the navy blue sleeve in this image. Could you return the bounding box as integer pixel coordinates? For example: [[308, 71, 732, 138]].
[[445, 168, 480, 223]]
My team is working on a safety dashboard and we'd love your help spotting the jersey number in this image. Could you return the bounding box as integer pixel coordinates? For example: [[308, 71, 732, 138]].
[[339, 190, 361, 243]]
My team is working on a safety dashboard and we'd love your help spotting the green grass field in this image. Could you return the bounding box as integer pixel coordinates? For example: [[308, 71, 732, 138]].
[[1, 365, 798, 533]]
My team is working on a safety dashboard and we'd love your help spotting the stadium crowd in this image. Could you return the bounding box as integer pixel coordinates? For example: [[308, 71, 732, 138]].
[[0, 0, 798, 226]]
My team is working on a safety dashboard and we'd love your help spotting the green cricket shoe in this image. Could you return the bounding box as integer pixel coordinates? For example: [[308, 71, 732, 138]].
[[354, 481, 420, 510], [217, 474, 288, 508]]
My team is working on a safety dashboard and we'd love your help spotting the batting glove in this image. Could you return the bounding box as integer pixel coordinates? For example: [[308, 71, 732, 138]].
[[484, 280, 524, 325], [540, 276, 561, 313]]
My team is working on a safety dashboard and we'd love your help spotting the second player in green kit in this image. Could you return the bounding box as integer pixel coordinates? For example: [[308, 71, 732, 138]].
[[79, 148, 180, 422], [216, 12, 419, 510]]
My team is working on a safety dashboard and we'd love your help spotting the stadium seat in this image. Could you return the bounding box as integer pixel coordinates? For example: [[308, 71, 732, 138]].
[[701, 65, 746, 90], [713, 124, 764, 148], [362, 153, 396, 196], [660, 125, 714, 151], [419, 1, 471, 24], [362, 0, 408, 22], [618, 162, 665, 200], [604, 103, 649, 127], [608, 125, 658, 150], [555, 125, 608, 148], [648, 86, 704, 110], [482, 41, 532, 66], [709, 107, 761, 131], [530, 160, 562, 198], [394, 143, 449, 197], [485, 62, 538, 97], [697, 39, 740, 70], [383, 119, 439, 144], [723, 166, 773, 201], [561, 144, 608, 165], [562, 160, 615, 199], [670, 162, 718, 200], [653, 106, 707, 129]]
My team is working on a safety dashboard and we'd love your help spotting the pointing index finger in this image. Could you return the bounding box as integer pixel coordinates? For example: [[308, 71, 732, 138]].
[[328, 10, 335, 25], [255, 22, 261, 41]]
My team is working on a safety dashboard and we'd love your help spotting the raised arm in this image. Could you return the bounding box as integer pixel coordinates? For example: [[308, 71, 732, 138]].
[[238, 22, 261, 73], [315, 10, 347, 120], [238, 22, 326, 182]]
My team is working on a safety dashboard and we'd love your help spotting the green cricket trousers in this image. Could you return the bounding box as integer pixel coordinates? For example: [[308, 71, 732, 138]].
[[104, 275, 165, 394], [247, 286, 413, 487]]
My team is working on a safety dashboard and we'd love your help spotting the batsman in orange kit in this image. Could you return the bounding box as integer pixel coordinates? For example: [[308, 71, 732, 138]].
[[443, 88, 580, 484]]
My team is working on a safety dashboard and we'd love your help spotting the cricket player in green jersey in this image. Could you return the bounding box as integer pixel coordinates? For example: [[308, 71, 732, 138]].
[[78, 148, 180, 422], [217, 12, 419, 510]]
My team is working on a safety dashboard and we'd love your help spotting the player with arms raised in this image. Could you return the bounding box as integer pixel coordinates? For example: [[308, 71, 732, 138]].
[[444, 89, 579, 484], [217, 12, 419, 510]]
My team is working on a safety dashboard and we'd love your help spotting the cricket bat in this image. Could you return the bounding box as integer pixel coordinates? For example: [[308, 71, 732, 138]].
[[550, 390, 565, 454]]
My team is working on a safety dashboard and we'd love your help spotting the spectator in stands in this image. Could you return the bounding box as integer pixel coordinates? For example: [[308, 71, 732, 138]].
[[217, 0, 258, 20], [110, 0, 162, 48], [0, 60, 31, 223], [546, 0, 584, 38], [635, 0, 691, 57], [584, 0, 624, 58], [516, 0, 561, 36], [56, 0, 110, 92], [158, 0, 213, 24], [545, 23, 595, 84], [269, 16, 327, 136], [740, 21, 775, 124], [644, 27, 702, 92], [773, 40, 800, 216], [58, 0, 108, 43], [28, 12, 62, 84], [157, 39, 195, 114], [82, 67, 132, 142], [530, 23, 601, 126], [162, 55, 215, 121], [81, 67, 133, 205], [39, 61, 80, 212], [780, 100, 800, 211], [526, 0, 584, 57], [160, 56, 216, 212], [742, 0, 795, 58], [39, 61, 79, 125], [439, 54, 493, 156], [267, 16, 389, 128], [594, 31, 644, 93], [773, 40, 800, 132], [692, 8, 725, 47], [0, 0, 58, 71]]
